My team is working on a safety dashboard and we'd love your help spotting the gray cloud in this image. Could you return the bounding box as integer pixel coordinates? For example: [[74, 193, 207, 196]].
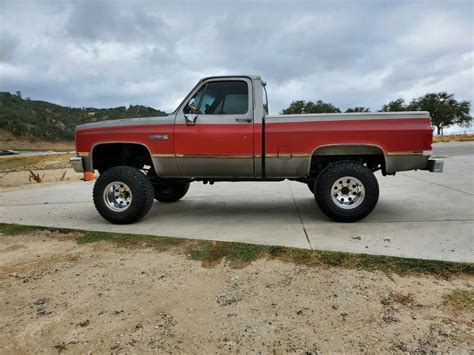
[[65, 0, 169, 43], [0, 0, 472, 114]]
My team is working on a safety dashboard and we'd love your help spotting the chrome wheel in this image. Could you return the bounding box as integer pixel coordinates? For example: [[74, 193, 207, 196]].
[[331, 176, 365, 209], [103, 181, 133, 212]]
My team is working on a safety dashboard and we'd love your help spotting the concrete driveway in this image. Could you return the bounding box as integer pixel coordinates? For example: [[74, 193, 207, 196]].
[[1, 142, 473, 263]]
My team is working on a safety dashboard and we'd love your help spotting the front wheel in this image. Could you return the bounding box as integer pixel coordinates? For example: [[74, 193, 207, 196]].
[[93, 166, 154, 224], [315, 161, 379, 222]]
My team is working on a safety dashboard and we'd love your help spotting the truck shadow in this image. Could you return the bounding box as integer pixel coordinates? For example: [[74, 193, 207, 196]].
[[147, 196, 330, 223]]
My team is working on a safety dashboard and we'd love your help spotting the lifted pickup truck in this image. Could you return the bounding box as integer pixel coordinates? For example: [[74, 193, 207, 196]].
[[71, 75, 443, 224]]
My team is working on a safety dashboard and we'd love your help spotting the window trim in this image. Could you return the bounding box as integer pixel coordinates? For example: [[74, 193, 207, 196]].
[[198, 80, 250, 115], [178, 77, 253, 119]]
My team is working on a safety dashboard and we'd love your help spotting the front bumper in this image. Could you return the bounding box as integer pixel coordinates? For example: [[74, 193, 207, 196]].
[[428, 159, 444, 173], [70, 156, 85, 173]]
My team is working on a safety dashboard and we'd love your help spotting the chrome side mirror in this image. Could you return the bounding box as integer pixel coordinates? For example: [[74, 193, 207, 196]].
[[184, 114, 198, 126]]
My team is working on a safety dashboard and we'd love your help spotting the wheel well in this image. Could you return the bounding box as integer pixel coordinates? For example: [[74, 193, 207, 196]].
[[309, 145, 386, 178], [92, 143, 154, 173]]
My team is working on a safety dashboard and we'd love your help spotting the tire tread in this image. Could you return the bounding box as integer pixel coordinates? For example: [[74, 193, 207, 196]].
[[93, 166, 154, 224], [315, 161, 379, 222]]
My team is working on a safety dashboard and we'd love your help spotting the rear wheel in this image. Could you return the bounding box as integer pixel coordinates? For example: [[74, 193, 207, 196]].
[[93, 166, 154, 224], [153, 181, 190, 202], [315, 161, 379, 222]]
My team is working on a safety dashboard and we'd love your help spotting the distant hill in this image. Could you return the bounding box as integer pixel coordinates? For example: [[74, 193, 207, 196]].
[[0, 92, 167, 141]]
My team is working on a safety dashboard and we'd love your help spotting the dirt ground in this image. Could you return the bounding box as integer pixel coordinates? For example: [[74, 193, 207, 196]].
[[0, 168, 82, 188], [0, 231, 472, 354], [0, 153, 83, 188]]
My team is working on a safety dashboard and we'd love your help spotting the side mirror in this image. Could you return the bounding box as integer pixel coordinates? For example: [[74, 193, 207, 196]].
[[188, 98, 197, 112], [184, 113, 198, 126]]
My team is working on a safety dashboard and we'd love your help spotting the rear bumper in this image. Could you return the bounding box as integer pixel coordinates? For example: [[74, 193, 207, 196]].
[[428, 159, 444, 173], [385, 153, 444, 174], [70, 157, 85, 173]]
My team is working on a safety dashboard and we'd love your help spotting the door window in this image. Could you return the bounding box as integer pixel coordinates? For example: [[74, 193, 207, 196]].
[[198, 81, 248, 115]]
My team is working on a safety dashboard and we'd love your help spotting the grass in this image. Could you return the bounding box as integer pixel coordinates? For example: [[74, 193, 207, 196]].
[[77, 230, 185, 251], [443, 289, 474, 313], [0, 223, 473, 277], [0, 223, 50, 236]]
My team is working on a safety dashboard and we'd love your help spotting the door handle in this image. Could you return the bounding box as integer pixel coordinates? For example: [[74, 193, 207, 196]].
[[235, 118, 252, 123]]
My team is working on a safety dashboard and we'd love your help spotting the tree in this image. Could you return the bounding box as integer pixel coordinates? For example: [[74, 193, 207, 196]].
[[407, 92, 471, 135], [15, 91, 22, 98], [345, 107, 370, 113], [281, 100, 340, 114], [379, 98, 407, 112]]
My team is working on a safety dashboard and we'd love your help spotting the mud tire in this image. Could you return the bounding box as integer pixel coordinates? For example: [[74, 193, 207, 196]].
[[93, 166, 154, 224], [315, 161, 379, 222]]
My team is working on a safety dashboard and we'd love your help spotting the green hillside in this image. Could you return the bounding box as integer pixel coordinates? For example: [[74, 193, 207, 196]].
[[0, 92, 167, 141]]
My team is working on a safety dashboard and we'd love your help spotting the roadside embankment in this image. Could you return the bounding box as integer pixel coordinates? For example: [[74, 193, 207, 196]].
[[0, 153, 82, 188]]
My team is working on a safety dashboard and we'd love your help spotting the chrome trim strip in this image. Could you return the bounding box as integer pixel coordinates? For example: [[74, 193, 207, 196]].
[[175, 154, 253, 159], [77, 151, 89, 157], [266, 111, 430, 123], [386, 151, 423, 156], [152, 154, 175, 158], [77, 115, 174, 130], [265, 153, 311, 158]]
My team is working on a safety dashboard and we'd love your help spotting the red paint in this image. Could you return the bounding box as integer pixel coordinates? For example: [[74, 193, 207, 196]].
[[174, 123, 254, 156], [76, 124, 175, 154], [265, 118, 432, 155], [75, 117, 433, 158]]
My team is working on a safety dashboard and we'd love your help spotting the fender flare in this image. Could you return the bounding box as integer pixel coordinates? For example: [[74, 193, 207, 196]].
[[90, 141, 156, 172], [308, 143, 387, 175]]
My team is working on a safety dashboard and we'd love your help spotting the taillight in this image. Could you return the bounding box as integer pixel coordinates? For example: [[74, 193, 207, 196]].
[[424, 133, 433, 150]]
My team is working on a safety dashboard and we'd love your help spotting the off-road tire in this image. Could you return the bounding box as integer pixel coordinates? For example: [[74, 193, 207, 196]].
[[307, 181, 315, 194], [315, 161, 379, 222], [93, 166, 154, 224], [153, 181, 190, 203]]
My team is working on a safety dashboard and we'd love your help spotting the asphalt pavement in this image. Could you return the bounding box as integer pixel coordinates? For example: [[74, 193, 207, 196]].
[[1, 142, 473, 263]]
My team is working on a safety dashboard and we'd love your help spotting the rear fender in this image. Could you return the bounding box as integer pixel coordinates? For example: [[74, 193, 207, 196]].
[[310, 144, 387, 174]]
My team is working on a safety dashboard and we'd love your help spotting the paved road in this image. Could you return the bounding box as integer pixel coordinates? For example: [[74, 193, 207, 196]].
[[433, 141, 474, 156], [1, 142, 473, 263]]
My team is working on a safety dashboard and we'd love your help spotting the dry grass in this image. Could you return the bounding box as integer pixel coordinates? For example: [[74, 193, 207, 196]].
[[28, 170, 44, 183], [390, 291, 415, 305], [443, 289, 474, 313], [0, 153, 74, 172], [433, 134, 474, 143]]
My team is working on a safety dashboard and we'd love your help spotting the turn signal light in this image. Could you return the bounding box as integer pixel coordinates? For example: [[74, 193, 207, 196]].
[[83, 171, 95, 181]]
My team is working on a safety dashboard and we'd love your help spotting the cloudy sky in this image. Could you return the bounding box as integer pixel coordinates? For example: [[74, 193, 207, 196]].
[[0, 0, 472, 115]]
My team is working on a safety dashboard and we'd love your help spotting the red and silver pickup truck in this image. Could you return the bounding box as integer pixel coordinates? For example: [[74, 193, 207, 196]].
[[70, 75, 443, 224]]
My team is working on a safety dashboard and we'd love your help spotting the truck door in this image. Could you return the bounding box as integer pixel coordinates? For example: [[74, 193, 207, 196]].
[[174, 78, 254, 177]]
